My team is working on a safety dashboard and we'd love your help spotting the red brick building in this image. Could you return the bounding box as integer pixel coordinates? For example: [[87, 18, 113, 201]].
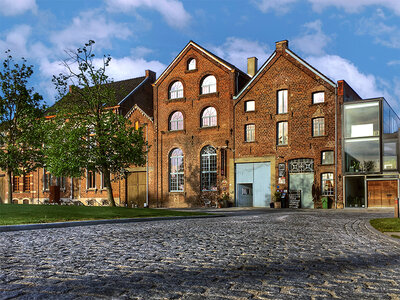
[[152, 41, 250, 207]]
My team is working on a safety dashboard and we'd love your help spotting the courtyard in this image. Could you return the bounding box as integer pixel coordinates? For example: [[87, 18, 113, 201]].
[[0, 209, 399, 299]]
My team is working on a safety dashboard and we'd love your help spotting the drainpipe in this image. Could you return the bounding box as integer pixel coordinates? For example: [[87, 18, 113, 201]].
[[144, 123, 149, 207], [334, 84, 338, 209]]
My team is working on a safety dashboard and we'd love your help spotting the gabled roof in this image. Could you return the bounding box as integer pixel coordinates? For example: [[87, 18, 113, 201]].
[[234, 47, 336, 99], [125, 104, 153, 123], [46, 76, 146, 116], [154, 40, 247, 85]]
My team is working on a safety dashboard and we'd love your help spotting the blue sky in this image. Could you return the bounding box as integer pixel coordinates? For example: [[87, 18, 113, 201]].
[[1, 0, 400, 112]]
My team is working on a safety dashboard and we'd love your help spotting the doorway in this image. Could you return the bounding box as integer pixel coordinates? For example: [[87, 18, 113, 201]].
[[367, 180, 398, 208], [127, 171, 146, 208]]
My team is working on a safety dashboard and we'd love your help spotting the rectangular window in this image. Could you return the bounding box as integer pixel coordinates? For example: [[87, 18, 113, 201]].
[[245, 124, 255, 142], [313, 118, 325, 136], [87, 170, 96, 189], [101, 172, 106, 189], [56, 177, 66, 190], [23, 175, 31, 192], [312, 92, 325, 104], [245, 100, 255, 112], [321, 151, 334, 165], [344, 138, 380, 173], [277, 122, 288, 145], [43, 169, 51, 191], [277, 90, 288, 114], [13, 176, 20, 192], [321, 173, 334, 196], [344, 102, 379, 138]]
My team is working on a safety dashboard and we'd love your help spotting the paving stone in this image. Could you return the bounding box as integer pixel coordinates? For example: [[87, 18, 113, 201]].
[[0, 210, 399, 298]]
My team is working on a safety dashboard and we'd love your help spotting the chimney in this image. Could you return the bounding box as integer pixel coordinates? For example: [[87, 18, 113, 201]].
[[247, 57, 258, 77], [275, 40, 289, 51], [145, 70, 156, 83]]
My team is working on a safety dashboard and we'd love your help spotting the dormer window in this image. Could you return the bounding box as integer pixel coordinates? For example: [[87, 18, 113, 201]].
[[201, 75, 216, 94], [188, 58, 196, 70], [169, 81, 183, 99]]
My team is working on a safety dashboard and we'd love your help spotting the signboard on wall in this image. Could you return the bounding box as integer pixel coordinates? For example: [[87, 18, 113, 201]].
[[278, 163, 286, 177], [289, 190, 301, 208]]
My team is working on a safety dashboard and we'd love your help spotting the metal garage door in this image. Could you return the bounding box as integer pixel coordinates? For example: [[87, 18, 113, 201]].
[[236, 162, 271, 207]]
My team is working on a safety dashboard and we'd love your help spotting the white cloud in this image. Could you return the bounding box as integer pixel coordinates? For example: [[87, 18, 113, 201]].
[[356, 17, 400, 49], [388, 60, 400, 66], [50, 11, 132, 51], [292, 20, 330, 55], [253, 0, 400, 15], [306, 55, 382, 99], [0, 25, 31, 58], [252, 0, 298, 14], [308, 0, 400, 15], [0, 0, 37, 16], [130, 46, 153, 58], [210, 37, 271, 73], [105, 0, 191, 29]]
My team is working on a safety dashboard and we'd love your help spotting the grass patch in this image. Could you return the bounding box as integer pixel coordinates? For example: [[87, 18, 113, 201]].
[[391, 235, 400, 239], [370, 218, 400, 232], [0, 204, 207, 226]]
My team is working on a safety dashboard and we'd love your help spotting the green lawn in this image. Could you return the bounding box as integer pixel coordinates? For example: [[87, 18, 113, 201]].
[[0, 204, 207, 225], [370, 218, 400, 232]]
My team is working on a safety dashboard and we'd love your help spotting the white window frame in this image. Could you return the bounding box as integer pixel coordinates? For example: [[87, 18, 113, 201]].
[[321, 151, 334, 165], [201, 75, 217, 94], [188, 58, 196, 70], [169, 111, 184, 131], [313, 91, 325, 104], [87, 170, 96, 190], [169, 149, 184, 192], [201, 107, 217, 127], [313, 118, 325, 137], [277, 90, 288, 114], [169, 81, 184, 99], [245, 124, 255, 142], [245, 100, 255, 112], [321, 173, 334, 196], [277, 122, 288, 145]]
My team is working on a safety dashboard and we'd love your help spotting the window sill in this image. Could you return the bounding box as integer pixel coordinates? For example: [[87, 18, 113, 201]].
[[312, 135, 328, 138], [169, 191, 184, 193], [185, 69, 197, 74], [199, 125, 219, 130], [277, 144, 288, 147], [165, 97, 186, 103], [310, 102, 327, 106], [245, 140, 256, 143], [167, 129, 186, 134], [321, 163, 334, 166], [199, 92, 219, 99]]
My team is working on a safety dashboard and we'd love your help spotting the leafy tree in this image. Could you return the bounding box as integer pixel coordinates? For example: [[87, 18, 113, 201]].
[[45, 40, 147, 207], [0, 51, 45, 204]]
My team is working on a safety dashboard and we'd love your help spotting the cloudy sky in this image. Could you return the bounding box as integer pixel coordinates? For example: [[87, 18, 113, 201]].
[[1, 0, 400, 111]]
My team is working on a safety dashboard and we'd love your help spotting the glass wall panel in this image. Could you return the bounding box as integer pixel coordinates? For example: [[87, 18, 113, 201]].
[[344, 102, 379, 138], [383, 99, 400, 134], [345, 176, 365, 208], [383, 141, 397, 170], [344, 138, 380, 172]]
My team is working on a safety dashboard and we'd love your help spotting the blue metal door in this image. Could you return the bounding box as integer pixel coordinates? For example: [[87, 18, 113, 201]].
[[236, 162, 271, 207]]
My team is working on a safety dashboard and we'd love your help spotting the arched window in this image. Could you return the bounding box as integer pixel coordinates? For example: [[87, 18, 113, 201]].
[[201, 146, 217, 191], [169, 111, 184, 131], [187, 58, 196, 70], [201, 75, 216, 94], [169, 148, 184, 192], [169, 81, 183, 99], [201, 107, 217, 127]]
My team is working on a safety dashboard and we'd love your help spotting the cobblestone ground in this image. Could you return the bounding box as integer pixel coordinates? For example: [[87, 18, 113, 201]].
[[1, 210, 400, 299]]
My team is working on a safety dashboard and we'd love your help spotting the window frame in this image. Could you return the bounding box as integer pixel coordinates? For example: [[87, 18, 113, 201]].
[[313, 117, 325, 137], [169, 111, 184, 131], [201, 75, 217, 95], [312, 91, 325, 104], [169, 81, 184, 99], [43, 169, 52, 191], [245, 100, 255, 112], [321, 173, 334, 196], [87, 170, 96, 190], [201, 146, 217, 191], [187, 58, 196, 70], [201, 107, 217, 128], [321, 150, 334, 165], [245, 124, 255, 142], [277, 89, 288, 114], [277, 121, 288, 145], [13, 176, 21, 192], [23, 175, 31, 192], [169, 148, 184, 192]]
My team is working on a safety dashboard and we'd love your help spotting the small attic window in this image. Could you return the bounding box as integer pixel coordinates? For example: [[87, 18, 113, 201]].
[[188, 58, 196, 70]]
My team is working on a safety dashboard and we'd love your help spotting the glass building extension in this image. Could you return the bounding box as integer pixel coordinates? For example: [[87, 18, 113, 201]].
[[343, 98, 400, 208]]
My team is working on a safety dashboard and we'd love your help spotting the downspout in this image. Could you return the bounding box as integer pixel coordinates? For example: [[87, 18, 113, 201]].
[[37, 168, 39, 204], [145, 123, 149, 207], [70, 177, 73, 200], [232, 72, 239, 207], [334, 84, 338, 209]]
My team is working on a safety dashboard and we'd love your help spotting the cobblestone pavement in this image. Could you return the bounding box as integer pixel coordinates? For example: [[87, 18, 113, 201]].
[[1, 210, 400, 299]]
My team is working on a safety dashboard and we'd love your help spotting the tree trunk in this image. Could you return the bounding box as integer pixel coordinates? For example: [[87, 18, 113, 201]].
[[7, 169, 12, 204], [103, 168, 116, 207]]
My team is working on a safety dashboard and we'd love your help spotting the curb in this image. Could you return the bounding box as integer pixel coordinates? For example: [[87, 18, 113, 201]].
[[0, 214, 225, 232], [365, 219, 400, 245]]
